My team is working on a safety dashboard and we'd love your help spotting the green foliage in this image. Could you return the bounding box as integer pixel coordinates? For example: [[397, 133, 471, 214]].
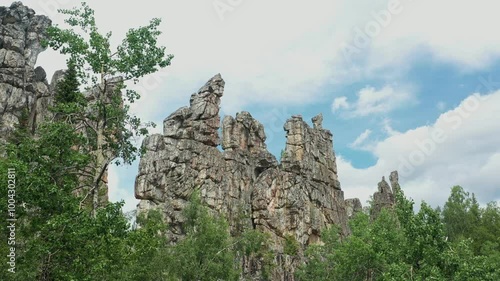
[[43, 3, 173, 85], [0, 115, 170, 280], [442, 239, 500, 281], [439, 186, 500, 280], [123, 210, 169, 281], [44, 2, 169, 105], [52, 59, 89, 130], [42, 2, 172, 215], [280, 149, 287, 160], [476, 202, 500, 255], [442, 185, 499, 255], [297, 187, 500, 281], [230, 211, 274, 280], [6, 108, 31, 146], [442, 186, 480, 242], [284, 234, 300, 256], [0, 16, 172, 276], [0, 118, 126, 280], [1, 3, 275, 280], [295, 226, 340, 281], [4, 9, 500, 277], [54, 59, 85, 105], [165, 192, 239, 281], [237, 228, 269, 256]]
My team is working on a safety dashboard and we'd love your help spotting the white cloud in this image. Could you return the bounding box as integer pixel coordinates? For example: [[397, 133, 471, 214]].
[[29, 0, 500, 120], [108, 165, 139, 213], [382, 118, 401, 136], [356, 85, 412, 115], [348, 0, 500, 72], [29, 0, 500, 113], [332, 96, 350, 111], [334, 85, 415, 118], [340, 90, 500, 208], [31, 0, 345, 115], [350, 129, 372, 148]]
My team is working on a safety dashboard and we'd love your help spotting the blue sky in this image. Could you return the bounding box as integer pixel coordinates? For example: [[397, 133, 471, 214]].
[[26, 0, 500, 211]]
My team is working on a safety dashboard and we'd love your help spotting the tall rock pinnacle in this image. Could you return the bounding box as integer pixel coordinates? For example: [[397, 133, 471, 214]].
[[0, 2, 52, 142], [135, 74, 351, 279]]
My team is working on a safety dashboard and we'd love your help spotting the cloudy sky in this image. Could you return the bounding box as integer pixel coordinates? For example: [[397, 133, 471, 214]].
[[23, 0, 500, 211]]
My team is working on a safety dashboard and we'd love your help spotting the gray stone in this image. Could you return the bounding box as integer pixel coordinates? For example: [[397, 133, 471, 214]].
[[345, 198, 363, 219], [34, 66, 46, 82], [370, 171, 399, 220], [390, 170, 400, 194], [0, 2, 51, 142], [312, 113, 323, 129], [135, 74, 350, 280], [0, 3, 407, 279]]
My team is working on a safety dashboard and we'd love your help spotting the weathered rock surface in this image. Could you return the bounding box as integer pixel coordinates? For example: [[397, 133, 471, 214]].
[[253, 113, 349, 247], [370, 171, 400, 220], [135, 74, 351, 279], [0, 2, 111, 206], [0, 2, 52, 143], [390, 170, 400, 194], [136, 75, 276, 240], [0, 3, 402, 279], [345, 198, 363, 219]]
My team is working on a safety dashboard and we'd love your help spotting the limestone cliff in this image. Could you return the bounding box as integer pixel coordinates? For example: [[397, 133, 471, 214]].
[[0, 2, 51, 142], [135, 74, 353, 279], [370, 171, 400, 220], [345, 198, 363, 219]]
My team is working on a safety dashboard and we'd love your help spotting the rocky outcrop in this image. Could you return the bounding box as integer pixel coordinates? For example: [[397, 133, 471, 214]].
[[370, 171, 400, 220], [136, 74, 277, 240], [0, 2, 112, 206], [0, 2, 52, 143], [345, 198, 363, 219], [389, 170, 400, 194], [135, 74, 351, 279], [252, 113, 348, 246], [1, 3, 402, 278]]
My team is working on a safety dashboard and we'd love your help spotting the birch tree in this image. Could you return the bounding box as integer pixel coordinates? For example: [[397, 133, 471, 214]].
[[43, 2, 173, 215]]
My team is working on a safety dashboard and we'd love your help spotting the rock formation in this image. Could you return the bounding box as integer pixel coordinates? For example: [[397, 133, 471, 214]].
[[135, 74, 351, 279], [370, 171, 400, 220], [389, 170, 400, 194], [1, 3, 403, 279], [0, 2, 111, 206], [0, 2, 51, 143], [345, 198, 363, 219]]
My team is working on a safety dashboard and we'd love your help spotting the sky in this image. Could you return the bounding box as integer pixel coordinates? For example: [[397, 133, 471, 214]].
[[20, 0, 500, 212]]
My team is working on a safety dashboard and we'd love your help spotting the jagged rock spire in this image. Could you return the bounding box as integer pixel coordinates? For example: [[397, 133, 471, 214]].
[[0, 2, 52, 142], [370, 171, 400, 220], [135, 74, 351, 279], [345, 198, 363, 219], [390, 170, 400, 194]]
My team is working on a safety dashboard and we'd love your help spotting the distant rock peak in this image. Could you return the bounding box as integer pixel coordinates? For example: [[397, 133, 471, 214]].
[[370, 171, 400, 220]]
